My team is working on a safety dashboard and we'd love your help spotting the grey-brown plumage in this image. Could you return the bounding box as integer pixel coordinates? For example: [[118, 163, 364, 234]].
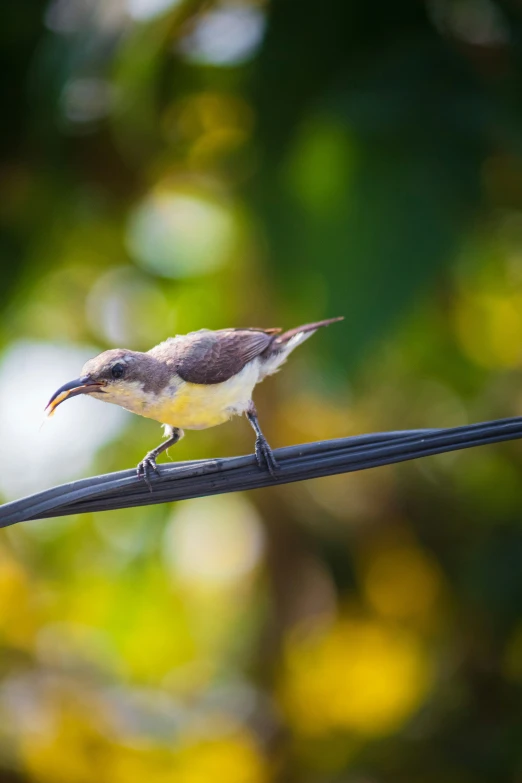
[[151, 330, 274, 385], [45, 317, 343, 488], [149, 319, 339, 386]]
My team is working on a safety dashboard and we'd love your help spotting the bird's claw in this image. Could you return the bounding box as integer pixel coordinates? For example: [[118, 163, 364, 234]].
[[255, 437, 279, 478], [137, 454, 160, 492]]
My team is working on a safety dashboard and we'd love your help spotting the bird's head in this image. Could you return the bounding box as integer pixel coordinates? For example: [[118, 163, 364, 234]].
[[45, 349, 157, 416]]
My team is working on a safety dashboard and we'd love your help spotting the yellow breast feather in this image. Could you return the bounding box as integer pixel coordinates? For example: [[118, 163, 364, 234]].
[[141, 361, 260, 429]]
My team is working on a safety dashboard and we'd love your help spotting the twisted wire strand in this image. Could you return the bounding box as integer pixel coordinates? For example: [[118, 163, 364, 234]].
[[1, 417, 522, 527]]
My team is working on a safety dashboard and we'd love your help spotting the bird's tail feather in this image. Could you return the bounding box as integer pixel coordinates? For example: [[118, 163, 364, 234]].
[[273, 316, 344, 349], [259, 316, 343, 378]]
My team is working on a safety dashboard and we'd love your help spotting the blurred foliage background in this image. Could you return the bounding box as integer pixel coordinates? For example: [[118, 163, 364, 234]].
[[1, 0, 522, 781]]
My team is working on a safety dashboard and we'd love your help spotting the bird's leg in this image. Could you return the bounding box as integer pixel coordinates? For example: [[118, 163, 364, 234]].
[[246, 402, 279, 477], [137, 426, 184, 491]]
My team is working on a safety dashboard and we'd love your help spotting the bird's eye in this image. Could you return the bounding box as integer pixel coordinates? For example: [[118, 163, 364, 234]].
[[111, 363, 125, 379]]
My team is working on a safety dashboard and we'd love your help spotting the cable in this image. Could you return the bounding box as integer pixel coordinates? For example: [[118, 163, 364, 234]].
[[1, 418, 522, 527]]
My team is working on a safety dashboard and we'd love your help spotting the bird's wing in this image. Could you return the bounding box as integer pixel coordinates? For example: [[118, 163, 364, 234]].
[[150, 329, 275, 385]]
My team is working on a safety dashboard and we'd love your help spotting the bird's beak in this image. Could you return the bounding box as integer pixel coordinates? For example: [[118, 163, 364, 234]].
[[45, 377, 105, 417]]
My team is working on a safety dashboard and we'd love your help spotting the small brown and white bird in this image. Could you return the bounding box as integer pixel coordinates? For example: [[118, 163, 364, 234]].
[[45, 317, 343, 486]]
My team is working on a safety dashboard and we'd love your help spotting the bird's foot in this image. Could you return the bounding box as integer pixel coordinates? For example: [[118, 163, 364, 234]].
[[255, 436, 279, 478], [137, 453, 160, 492]]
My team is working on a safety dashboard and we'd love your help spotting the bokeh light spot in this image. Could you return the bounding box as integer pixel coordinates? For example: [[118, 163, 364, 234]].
[[361, 544, 443, 623], [127, 0, 182, 22], [127, 189, 236, 278], [61, 78, 114, 125], [286, 120, 356, 215], [178, 4, 266, 67], [0, 342, 127, 499], [86, 266, 174, 349], [455, 292, 522, 369], [164, 494, 265, 587], [281, 616, 432, 737], [174, 731, 267, 783]]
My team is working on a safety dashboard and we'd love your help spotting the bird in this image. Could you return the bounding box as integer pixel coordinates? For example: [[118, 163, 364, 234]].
[[45, 317, 343, 488]]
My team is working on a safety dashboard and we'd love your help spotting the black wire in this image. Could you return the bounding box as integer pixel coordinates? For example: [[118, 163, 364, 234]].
[[1, 418, 522, 527]]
